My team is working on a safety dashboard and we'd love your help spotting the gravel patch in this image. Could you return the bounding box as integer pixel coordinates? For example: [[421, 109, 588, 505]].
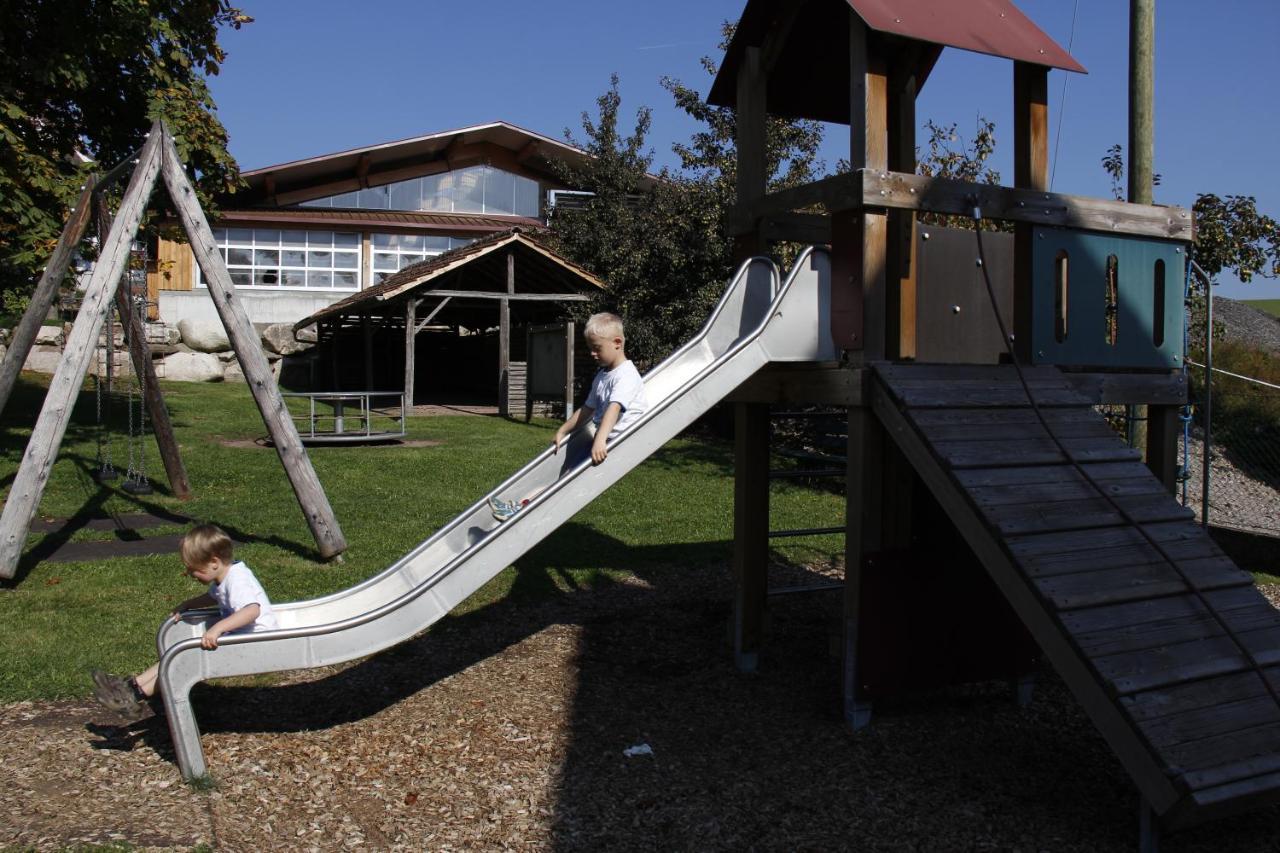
[[1213, 296, 1280, 353], [5, 565, 1280, 851]]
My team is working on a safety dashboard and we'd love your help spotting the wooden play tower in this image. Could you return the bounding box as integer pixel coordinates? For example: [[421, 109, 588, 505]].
[[716, 0, 1280, 846]]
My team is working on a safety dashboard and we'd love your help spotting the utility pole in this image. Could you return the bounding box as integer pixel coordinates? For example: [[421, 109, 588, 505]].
[[1128, 0, 1155, 205]]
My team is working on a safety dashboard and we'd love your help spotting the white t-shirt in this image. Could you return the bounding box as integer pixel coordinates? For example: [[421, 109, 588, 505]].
[[585, 360, 648, 438], [209, 561, 278, 633]]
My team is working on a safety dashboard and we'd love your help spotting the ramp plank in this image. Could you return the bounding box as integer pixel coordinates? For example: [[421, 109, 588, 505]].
[[871, 362, 1280, 823]]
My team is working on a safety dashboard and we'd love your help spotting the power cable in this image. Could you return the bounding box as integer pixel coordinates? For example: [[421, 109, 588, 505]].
[[1049, 0, 1081, 191]]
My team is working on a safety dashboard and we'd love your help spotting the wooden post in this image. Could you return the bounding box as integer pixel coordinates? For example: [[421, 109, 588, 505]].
[[361, 312, 373, 391], [1146, 404, 1179, 494], [843, 396, 882, 729], [97, 191, 192, 500], [886, 53, 918, 361], [734, 45, 767, 259], [832, 16, 888, 357], [563, 320, 575, 420], [0, 177, 98, 420], [498, 251, 513, 416], [0, 129, 164, 579], [158, 123, 347, 560], [404, 298, 417, 406], [731, 44, 770, 670], [1013, 61, 1050, 364], [733, 402, 770, 672]]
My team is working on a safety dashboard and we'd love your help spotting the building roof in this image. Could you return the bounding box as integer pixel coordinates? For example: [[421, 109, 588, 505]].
[[215, 207, 543, 234], [233, 121, 658, 208], [294, 227, 604, 331], [709, 0, 1085, 123]]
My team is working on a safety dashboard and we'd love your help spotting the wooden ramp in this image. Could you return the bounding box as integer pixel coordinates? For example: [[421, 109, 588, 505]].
[[870, 363, 1280, 828]]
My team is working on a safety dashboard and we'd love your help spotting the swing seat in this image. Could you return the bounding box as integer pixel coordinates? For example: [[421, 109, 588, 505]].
[[92, 467, 119, 483], [121, 479, 153, 495]]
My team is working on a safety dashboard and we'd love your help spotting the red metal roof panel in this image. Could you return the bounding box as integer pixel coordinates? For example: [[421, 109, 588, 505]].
[[847, 0, 1084, 72]]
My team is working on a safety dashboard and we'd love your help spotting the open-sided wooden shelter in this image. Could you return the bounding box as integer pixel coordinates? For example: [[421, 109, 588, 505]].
[[294, 228, 602, 414], [714, 0, 1280, 844]]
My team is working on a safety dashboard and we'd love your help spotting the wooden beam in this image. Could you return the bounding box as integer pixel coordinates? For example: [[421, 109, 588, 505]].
[[0, 128, 164, 579], [1060, 371, 1186, 406], [861, 171, 1194, 241], [159, 123, 347, 560], [273, 158, 452, 206], [355, 154, 372, 189], [515, 140, 540, 164], [729, 170, 1193, 242], [727, 364, 863, 405], [758, 213, 831, 245], [414, 289, 589, 303], [0, 176, 98, 419], [414, 296, 452, 333], [733, 402, 770, 672]]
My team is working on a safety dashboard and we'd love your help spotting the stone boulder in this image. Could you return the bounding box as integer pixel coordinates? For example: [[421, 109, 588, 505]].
[[294, 324, 318, 344], [146, 323, 182, 346], [161, 351, 223, 382], [23, 345, 62, 374], [35, 325, 63, 346], [261, 323, 313, 356], [177, 319, 230, 353]]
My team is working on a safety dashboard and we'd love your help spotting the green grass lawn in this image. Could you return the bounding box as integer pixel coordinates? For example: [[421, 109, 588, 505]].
[[0, 374, 844, 701], [1243, 299, 1280, 318]]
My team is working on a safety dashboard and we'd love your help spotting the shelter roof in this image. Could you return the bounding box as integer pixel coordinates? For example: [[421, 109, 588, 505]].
[[294, 227, 604, 331], [709, 0, 1085, 124]]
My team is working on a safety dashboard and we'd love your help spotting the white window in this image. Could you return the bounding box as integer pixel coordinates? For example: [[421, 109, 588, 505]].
[[302, 166, 540, 218], [370, 234, 473, 285], [202, 228, 361, 290]]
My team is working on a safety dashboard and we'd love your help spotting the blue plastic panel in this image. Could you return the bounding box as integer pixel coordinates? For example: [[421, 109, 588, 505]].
[[1031, 228, 1186, 369]]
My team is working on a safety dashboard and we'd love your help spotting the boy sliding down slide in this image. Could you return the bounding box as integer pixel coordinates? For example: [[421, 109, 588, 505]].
[[92, 523, 277, 717], [490, 312, 648, 521]]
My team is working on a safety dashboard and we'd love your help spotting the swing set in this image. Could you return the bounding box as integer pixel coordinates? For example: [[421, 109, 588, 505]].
[[0, 121, 348, 579], [90, 244, 155, 496]]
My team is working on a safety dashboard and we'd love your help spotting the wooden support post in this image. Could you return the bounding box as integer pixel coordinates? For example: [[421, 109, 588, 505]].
[[734, 46, 767, 260], [733, 402, 770, 672], [1145, 404, 1180, 494], [1138, 796, 1161, 853], [0, 130, 165, 579], [843, 398, 882, 729], [832, 16, 888, 357], [1013, 61, 1049, 364], [886, 53, 918, 361], [563, 320, 575, 420], [404, 299, 417, 406], [158, 123, 347, 560], [361, 312, 373, 391], [0, 177, 98, 420], [498, 251, 513, 416]]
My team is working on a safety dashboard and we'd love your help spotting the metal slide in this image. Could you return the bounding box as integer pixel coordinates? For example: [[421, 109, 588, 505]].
[[156, 248, 835, 778]]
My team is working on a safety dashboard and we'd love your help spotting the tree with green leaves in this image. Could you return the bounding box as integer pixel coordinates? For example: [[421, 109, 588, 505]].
[[0, 0, 250, 312], [1101, 144, 1277, 284], [549, 27, 827, 365]]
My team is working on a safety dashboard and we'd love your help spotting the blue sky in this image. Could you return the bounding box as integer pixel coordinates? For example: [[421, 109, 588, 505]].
[[208, 0, 1279, 298]]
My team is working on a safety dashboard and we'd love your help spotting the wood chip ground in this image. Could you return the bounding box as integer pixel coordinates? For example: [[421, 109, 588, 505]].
[[4, 567, 1280, 851]]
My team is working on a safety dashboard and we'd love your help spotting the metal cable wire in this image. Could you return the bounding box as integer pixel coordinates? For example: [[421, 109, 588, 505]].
[[968, 208, 1280, 718]]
